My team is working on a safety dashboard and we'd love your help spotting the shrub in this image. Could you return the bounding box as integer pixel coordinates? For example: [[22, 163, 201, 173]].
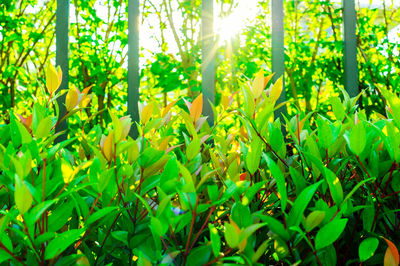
[[0, 64, 399, 265]]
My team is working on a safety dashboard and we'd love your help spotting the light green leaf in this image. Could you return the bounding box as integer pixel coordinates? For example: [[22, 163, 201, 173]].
[[359, 238, 379, 262]]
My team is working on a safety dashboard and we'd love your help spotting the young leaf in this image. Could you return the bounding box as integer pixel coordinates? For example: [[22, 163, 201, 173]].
[[225, 223, 239, 248], [305, 211, 325, 232], [330, 97, 346, 121], [35, 116, 52, 139], [382, 237, 400, 266], [186, 138, 201, 161], [348, 122, 366, 156], [65, 86, 78, 111], [46, 63, 62, 94], [359, 238, 379, 262], [270, 76, 283, 104], [15, 182, 33, 215], [251, 69, 265, 99], [315, 219, 348, 250], [190, 93, 203, 123]]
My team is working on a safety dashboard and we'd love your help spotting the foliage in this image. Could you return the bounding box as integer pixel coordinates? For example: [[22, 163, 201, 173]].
[[2, 0, 400, 128], [1, 63, 400, 265]]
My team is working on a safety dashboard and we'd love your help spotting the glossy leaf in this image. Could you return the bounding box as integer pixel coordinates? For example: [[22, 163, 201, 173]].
[[315, 219, 347, 250], [359, 238, 379, 262]]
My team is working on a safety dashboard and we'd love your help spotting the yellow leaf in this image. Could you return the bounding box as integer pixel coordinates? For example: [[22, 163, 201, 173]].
[[141, 104, 153, 124], [383, 237, 400, 266], [120, 116, 132, 140], [102, 131, 114, 162], [35, 116, 53, 139], [78, 94, 92, 108], [111, 113, 123, 143], [251, 70, 265, 99], [15, 183, 32, 215], [270, 76, 283, 103], [158, 136, 171, 151], [66, 86, 78, 111], [127, 140, 139, 164], [61, 159, 74, 184], [190, 93, 203, 123], [46, 63, 61, 94]]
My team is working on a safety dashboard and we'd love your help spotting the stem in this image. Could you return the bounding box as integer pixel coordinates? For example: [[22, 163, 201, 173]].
[[188, 206, 216, 252], [161, 237, 178, 266], [249, 120, 289, 168], [356, 155, 382, 198], [0, 242, 27, 266], [82, 193, 101, 224], [93, 212, 121, 266], [183, 195, 199, 265], [383, 162, 396, 195]]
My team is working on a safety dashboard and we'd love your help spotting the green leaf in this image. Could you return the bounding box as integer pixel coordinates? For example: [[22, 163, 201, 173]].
[[257, 215, 290, 242], [242, 85, 255, 118], [186, 245, 212, 266], [359, 238, 379, 262], [44, 229, 85, 260], [287, 180, 323, 228], [231, 202, 252, 228], [225, 223, 239, 248], [315, 219, 348, 250], [111, 231, 128, 246], [209, 224, 221, 257], [264, 154, 287, 211], [324, 168, 343, 206], [252, 239, 270, 263], [15, 182, 33, 215], [317, 117, 333, 149], [186, 138, 201, 161], [246, 136, 262, 175], [348, 122, 366, 155], [85, 207, 118, 226], [330, 97, 346, 121]]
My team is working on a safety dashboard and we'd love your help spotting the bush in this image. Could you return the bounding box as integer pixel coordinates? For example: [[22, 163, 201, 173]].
[[0, 64, 399, 265]]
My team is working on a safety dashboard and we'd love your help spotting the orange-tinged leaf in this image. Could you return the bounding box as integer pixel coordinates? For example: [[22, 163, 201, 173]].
[[162, 100, 178, 117], [252, 70, 265, 99], [240, 173, 247, 181], [270, 76, 283, 103], [15, 183, 32, 215], [383, 237, 400, 266], [102, 131, 114, 161], [141, 104, 153, 124], [66, 87, 79, 111], [82, 84, 94, 95], [46, 63, 61, 94], [190, 93, 203, 123], [158, 136, 171, 151], [264, 73, 274, 89]]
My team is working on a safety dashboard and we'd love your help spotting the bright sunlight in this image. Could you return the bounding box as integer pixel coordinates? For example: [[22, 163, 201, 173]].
[[215, 1, 259, 43]]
